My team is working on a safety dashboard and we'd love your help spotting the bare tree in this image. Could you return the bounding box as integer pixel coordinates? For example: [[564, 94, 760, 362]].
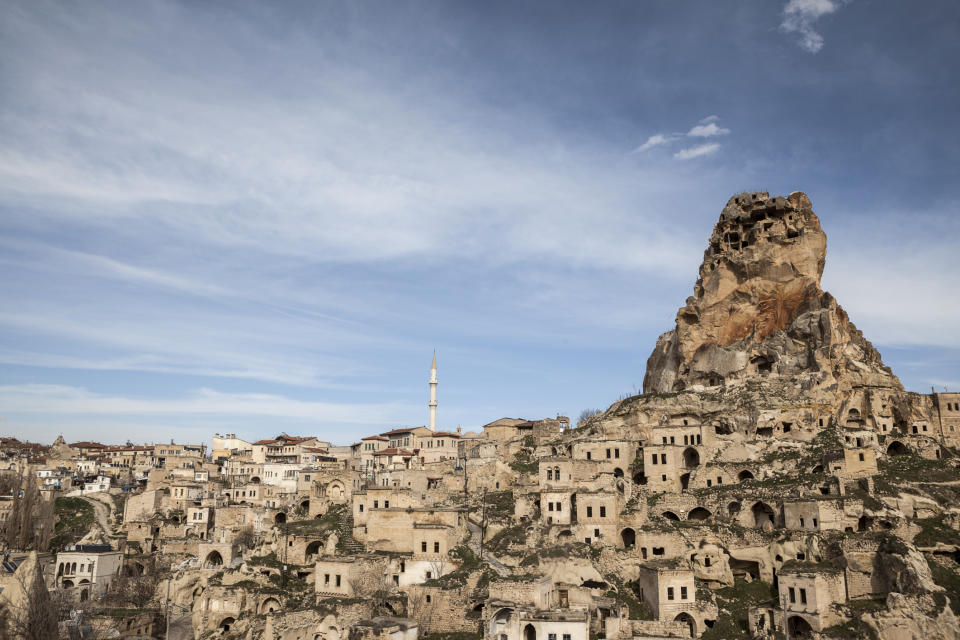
[[427, 557, 449, 580], [577, 408, 602, 425], [3, 558, 58, 640], [346, 557, 393, 614], [406, 589, 440, 634], [2, 472, 53, 551], [103, 555, 168, 609], [234, 526, 257, 551]]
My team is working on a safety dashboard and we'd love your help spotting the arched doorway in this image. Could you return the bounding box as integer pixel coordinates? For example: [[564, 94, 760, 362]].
[[738, 469, 754, 482], [683, 448, 700, 468], [250, 476, 261, 484], [523, 623, 536, 640], [306, 540, 323, 563], [260, 597, 281, 614], [674, 612, 696, 636], [300, 499, 310, 511], [662, 511, 680, 521], [728, 501, 741, 517], [613, 467, 624, 478], [621, 528, 636, 548], [204, 550, 223, 568], [219, 617, 236, 632], [787, 616, 813, 637], [752, 502, 776, 529], [680, 473, 691, 491], [490, 609, 514, 638], [275, 512, 287, 524], [887, 441, 909, 456], [688, 507, 711, 521]]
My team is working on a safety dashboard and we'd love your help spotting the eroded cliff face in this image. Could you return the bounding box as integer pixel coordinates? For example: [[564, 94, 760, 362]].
[[643, 191, 901, 395]]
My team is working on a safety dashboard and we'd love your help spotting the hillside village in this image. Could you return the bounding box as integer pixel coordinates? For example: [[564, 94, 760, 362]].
[[2, 192, 960, 640]]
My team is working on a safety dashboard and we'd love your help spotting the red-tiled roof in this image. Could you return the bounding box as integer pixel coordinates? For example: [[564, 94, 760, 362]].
[[373, 448, 415, 456], [70, 442, 106, 448], [255, 435, 314, 445], [432, 432, 461, 438], [380, 428, 414, 436], [362, 435, 389, 441]]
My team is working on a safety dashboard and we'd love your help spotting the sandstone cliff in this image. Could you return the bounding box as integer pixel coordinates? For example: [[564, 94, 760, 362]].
[[643, 191, 901, 395]]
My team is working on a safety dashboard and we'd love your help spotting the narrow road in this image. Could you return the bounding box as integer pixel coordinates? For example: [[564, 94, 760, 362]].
[[466, 519, 510, 577], [77, 493, 114, 538]]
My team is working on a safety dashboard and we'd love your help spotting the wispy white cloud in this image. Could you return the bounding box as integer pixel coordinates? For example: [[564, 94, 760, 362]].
[[687, 122, 730, 138], [0, 384, 411, 422], [632, 134, 675, 153], [781, 0, 839, 53], [673, 143, 721, 160]]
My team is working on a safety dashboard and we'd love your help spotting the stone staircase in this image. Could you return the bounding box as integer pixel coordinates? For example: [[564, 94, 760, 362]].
[[337, 509, 363, 554]]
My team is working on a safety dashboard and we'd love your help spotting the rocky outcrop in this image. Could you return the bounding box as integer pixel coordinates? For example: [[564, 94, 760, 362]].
[[866, 593, 960, 640], [643, 191, 901, 395]]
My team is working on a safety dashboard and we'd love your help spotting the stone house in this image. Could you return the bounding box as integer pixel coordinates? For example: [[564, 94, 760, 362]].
[[574, 490, 621, 545], [55, 544, 124, 601], [419, 431, 461, 464], [774, 562, 846, 635], [635, 561, 709, 637]]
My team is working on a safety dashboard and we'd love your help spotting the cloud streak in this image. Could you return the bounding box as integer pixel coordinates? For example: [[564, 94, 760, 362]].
[[674, 143, 721, 160], [781, 0, 839, 53]]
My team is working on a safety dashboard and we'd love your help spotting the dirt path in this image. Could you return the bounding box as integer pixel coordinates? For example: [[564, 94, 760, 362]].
[[467, 518, 510, 576], [77, 493, 114, 538]]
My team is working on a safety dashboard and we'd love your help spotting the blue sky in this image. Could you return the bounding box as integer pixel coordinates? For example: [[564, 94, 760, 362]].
[[1, 0, 959, 446]]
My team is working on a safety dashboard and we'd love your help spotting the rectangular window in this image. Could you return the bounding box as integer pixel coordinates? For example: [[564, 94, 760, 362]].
[[421, 542, 427, 552], [800, 518, 805, 527], [652, 455, 658, 465], [563, 635, 571, 640], [615, 448, 620, 458], [600, 506, 606, 518], [587, 506, 593, 517], [670, 436, 675, 444], [858, 453, 865, 462], [606, 448, 611, 459], [325, 574, 330, 584], [667, 587, 674, 600], [789, 587, 796, 603], [385, 500, 390, 508], [800, 588, 807, 604], [373, 500, 379, 508], [717, 477, 722, 484], [434, 542, 439, 553], [336, 575, 341, 587], [681, 586, 688, 599], [549, 502, 554, 512], [549, 635, 556, 640], [359, 504, 364, 512], [661, 454, 667, 464]]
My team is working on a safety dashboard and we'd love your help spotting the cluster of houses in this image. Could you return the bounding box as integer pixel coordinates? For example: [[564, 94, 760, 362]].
[[0, 362, 958, 640]]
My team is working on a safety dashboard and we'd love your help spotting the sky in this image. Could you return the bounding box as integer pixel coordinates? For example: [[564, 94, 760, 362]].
[[1, 0, 959, 446]]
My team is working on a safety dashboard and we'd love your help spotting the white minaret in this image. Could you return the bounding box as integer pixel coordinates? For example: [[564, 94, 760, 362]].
[[428, 351, 438, 431]]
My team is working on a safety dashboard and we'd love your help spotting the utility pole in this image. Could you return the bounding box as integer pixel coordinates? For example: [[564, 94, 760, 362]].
[[164, 574, 171, 639], [479, 488, 488, 556]]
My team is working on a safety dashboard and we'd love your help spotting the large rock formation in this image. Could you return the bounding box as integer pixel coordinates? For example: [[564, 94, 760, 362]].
[[643, 191, 901, 395]]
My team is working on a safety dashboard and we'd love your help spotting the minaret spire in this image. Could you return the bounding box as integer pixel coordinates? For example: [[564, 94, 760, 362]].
[[429, 351, 438, 431]]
